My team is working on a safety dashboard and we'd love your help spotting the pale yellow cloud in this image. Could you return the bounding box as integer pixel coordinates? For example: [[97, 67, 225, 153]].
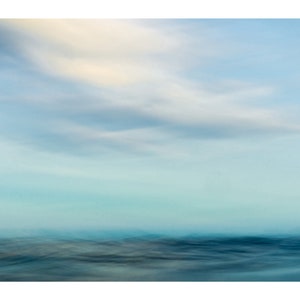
[[4, 19, 179, 87]]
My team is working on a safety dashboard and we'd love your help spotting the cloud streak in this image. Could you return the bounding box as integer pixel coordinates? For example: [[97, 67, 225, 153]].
[[0, 19, 299, 156]]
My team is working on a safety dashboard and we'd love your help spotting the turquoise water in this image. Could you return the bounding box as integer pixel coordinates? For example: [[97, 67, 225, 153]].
[[1, 236, 300, 281]]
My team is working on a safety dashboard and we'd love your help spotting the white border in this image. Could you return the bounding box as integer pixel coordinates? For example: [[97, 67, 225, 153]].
[[1, 0, 300, 18], [1, 282, 300, 300]]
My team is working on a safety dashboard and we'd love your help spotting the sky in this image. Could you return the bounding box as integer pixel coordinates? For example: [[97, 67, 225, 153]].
[[1, 19, 300, 236]]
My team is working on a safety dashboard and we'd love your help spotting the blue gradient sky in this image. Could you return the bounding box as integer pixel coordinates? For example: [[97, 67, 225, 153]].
[[1, 19, 300, 235]]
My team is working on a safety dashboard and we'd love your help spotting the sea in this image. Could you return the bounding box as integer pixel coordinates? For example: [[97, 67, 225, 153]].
[[1, 234, 300, 281]]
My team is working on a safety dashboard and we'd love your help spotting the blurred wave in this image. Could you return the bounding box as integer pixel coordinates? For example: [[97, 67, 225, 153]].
[[1, 236, 300, 281]]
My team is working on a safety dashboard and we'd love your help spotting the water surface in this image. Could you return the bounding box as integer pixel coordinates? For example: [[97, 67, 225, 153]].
[[1, 236, 300, 281]]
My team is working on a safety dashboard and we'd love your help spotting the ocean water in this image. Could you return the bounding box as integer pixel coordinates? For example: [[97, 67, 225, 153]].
[[1, 235, 300, 281]]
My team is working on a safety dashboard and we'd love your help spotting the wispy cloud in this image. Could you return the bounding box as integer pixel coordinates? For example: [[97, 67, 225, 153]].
[[0, 19, 299, 156], [2, 19, 181, 87]]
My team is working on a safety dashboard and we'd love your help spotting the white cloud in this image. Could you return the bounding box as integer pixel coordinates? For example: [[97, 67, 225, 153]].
[[1, 19, 299, 155], [3, 19, 180, 87]]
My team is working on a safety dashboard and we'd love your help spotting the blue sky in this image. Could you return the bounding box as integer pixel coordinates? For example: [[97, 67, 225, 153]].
[[1, 19, 300, 236]]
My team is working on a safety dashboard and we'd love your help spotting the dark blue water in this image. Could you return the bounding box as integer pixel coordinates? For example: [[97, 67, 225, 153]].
[[1, 236, 300, 281]]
